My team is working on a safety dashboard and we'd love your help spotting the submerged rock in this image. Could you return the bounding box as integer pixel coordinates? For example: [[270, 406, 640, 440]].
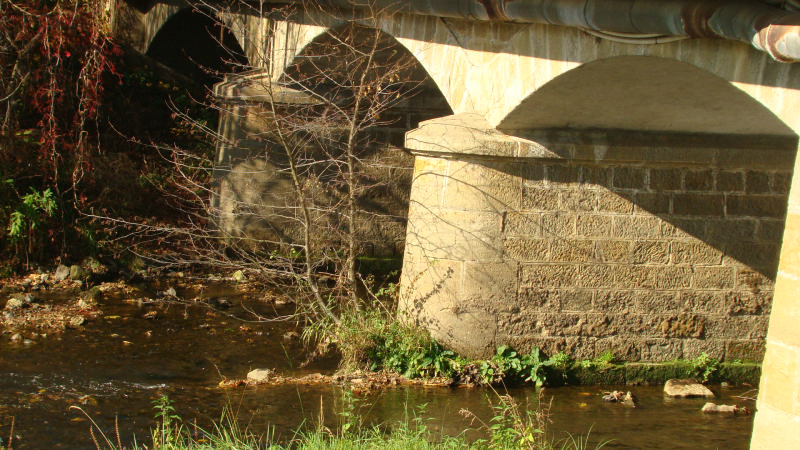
[[247, 368, 274, 383], [664, 378, 715, 397], [701, 402, 751, 414], [602, 390, 638, 407]]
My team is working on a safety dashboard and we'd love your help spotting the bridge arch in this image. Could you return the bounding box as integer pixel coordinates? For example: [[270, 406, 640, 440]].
[[146, 7, 248, 84]]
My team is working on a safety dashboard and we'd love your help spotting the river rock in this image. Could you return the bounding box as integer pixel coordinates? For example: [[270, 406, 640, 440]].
[[232, 270, 246, 282], [54, 264, 70, 281], [664, 378, 715, 397], [69, 265, 89, 281], [247, 368, 273, 383], [701, 402, 751, 414], [67, 316, 86, 328], [4, 296, 24, 310]]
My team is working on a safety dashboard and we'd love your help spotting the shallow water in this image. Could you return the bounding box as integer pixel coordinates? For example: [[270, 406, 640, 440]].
[[0, 281, 756, 449]]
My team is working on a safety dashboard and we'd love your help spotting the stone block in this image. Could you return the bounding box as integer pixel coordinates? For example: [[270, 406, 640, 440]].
[[716, 170, 744, 193], [671, 241, 723, 265], [772, 171, 792, 195], [725, 242, 780, 276], [693, 266, 736, 290], [541, 213, 577, 237], [706, 218, 757, 243], [547, 163, 580, 184], [521, 164, 545, 183], [594, 240, 630, 262], [522, 186, 559, 211], [756, 219, 786, 242], [650, 168, 683, 191], [520, 263, 578, 288], [517, 288, 562, 310], [634, 192, 671, 215], [684, 169, 714, 191], [399, 258, 461, 315], [725, 290, 773, 316], [745, 171, 771, 194], [577, 214, 613, 237], [725, 340, 766, 362], [560, 189, 597, 212], [704, 315, 769, 340], [736, 268, 775, 294], [408, 171, 444, 207], [575, 263, 616, 289], [616, 265, 692, 290], [598, 191, 635, 214], [631, 240, 670, 264], [682, 339, 726, 361], [550, 238, 595, 263], [613, 166, 647, 190], [581, 165, 612, 187], [595, 290, 639, 314], [638, 339, 684, 362], [726, 194, 787, 218], [635, 291, 689, 314], [559, 289, 594, 312], [504, 238, 549, 262], [658, 313, 707, 338], [680, 291, 727, 315], [673, 193, 725, 216], [670, 218, 708, 240], [503, 212, 542, 237], [612, 215, 665, 239]]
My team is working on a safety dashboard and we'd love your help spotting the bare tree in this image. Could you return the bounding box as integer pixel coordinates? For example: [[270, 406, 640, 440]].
[[104, 0, 433, 326]]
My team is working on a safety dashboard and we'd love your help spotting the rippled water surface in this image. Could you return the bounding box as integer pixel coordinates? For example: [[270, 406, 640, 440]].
[[0, 282, 756, 449]]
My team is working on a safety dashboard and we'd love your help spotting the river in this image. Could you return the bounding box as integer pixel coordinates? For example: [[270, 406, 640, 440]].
[[0, 278, 756, 449]]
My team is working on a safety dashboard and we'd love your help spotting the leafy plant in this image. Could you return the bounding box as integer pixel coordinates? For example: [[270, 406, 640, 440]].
[[690, 352, 719, 383], [151, 395, 183, 448], [7, 187, 57, 266]]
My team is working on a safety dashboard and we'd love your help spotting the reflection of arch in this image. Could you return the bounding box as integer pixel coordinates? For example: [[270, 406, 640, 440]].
[[146, 8, 248, 85], [499, 56, 796, 138]]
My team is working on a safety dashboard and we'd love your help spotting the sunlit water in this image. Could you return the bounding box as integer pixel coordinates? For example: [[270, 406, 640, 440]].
[[0, 282, 756, 449]]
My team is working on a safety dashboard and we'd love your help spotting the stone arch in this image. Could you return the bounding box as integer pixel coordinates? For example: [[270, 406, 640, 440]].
[[146, 7, 248, 85]]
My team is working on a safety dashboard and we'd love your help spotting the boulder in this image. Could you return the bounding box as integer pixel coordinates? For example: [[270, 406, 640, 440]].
[[54, 264, 70, 281], [664, 378, 715, 397], [4, 296, 25, 310], [69, 265, 89, 281], [247, 368, 273, 383]]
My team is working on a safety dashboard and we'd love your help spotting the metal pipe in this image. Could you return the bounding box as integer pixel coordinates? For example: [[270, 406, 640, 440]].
[[307, 0, 800, 62]]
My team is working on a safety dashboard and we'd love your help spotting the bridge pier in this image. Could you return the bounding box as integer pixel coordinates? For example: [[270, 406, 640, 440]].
[[399, 113, 793, 361]]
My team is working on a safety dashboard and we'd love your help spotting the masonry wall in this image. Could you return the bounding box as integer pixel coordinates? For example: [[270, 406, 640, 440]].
[[400, 121, 794, 361]]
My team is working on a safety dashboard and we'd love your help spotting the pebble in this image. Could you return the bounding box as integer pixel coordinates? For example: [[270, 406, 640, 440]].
[[10, 333, 22, 342]]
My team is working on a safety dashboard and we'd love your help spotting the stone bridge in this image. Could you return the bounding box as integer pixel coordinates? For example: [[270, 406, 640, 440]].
[[114, 1, 800, 446]]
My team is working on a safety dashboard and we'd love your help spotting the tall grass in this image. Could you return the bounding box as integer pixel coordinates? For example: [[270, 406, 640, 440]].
[[70, 393, 608, 450]]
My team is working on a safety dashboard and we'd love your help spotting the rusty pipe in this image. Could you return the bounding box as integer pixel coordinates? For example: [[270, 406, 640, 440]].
[[304, 0, 800, 62]]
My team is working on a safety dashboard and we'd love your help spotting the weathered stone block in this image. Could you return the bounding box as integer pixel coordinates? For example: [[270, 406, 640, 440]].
[[442, 178, 522, 211], [517, 288, 562, 310], [613, 166, 647, 190], [635, 291, 688, 314], [673, 193, 725, 216], [581, 165, 612, 187], [725, 290, 772, 316], [560, 189, 597, 212], [705, 315, 770, 340], [682, 339, 726, 361], [635, 192, 671, 215], [504, 238, 549, 261], [541, 213, 576, 237], [756, 219, 786, 242], [520, 263, 578, 288], [504, 212, 542, 237], [772, 171, 792, 194], [559, 289, 594, 312], [716, 170, 744, 193], [575, 263, 616, 288], [650, 168, 683, 191], [461, 261, 519, 306], [550, 239, 595, 263], [671, 241, 723, 265], [693, 266, 736, 290], [659, 313, 707, 338], [612, 215, 665, 239], [598, 192, 635, 214], [705, 218, 757, 243], [577, 214, 613, 237], [726, 194, 787, 218], [736, 268, 775, 294], [616, 265, 692, 290], [594, 240, 630, 262], [725, 340, 765, 362], [547, 163, 580, 184], [684, 169, 714, 191], [631, 240, 670, 264], [745, 171, 771, 194], [595, 290, 639, 314], [725, 242, 780, 276], [671, 218, 708, 240], [523, 186, 559, 211], [681, 291, 727, 315]]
